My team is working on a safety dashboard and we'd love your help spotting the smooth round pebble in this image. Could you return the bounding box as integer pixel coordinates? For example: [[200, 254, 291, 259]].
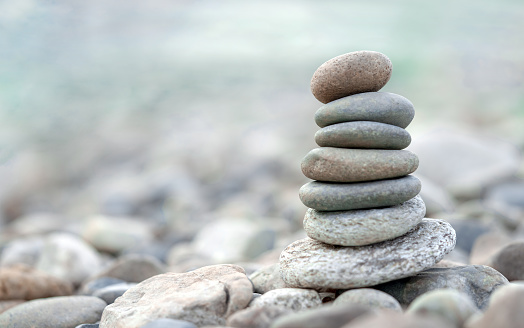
[[79, 277, 128, 296], [334, 288, 402, 312], [249, 288, 321, 312], [76, 325, 100, 328], [280, 219, 456, 289], [226, 305, 291, 328], [315, 92, 415, 128], [315, 121, 411, 149], [310, 51, 392, 104], [140, 318, 198, 328], [304, 195, 425, 246], [270, 303, 371, 328], [486, 241, 524, 281], [93, 283, 135, 304], [301, 148, 418, 183], [299, 175, 421, 211]]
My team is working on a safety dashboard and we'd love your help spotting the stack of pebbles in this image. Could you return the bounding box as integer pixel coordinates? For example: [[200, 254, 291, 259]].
[[279, 51, 456, 290]]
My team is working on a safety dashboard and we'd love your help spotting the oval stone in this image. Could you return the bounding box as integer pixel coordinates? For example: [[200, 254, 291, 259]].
[[303, 195, 425, 246], [279, 219, 456, 289], [299, 175, 421, 211], [310, 51, 392, 104], [315, 92, 415, 128], [315, 121, 411, 150], [301, 148, 418, 182]]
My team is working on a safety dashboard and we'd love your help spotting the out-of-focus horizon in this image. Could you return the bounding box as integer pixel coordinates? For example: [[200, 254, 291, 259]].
[[0, 0, 523, 243]]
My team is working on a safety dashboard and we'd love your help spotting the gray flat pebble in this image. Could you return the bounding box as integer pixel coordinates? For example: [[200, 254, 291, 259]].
[[334, 288, 402, 312], [303, 195, 425, 246], [315, 121, 411, 149], [315, 92, 415, 128], [299, 175, 421, 211], [301, 148, 418, 183], [280, 219, 456, 289]]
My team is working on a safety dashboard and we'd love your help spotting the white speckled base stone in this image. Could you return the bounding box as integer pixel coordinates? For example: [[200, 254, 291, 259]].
[[279, 219, 456, 290]]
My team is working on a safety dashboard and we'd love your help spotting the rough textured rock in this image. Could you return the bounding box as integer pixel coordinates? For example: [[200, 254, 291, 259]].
[[334, 288, 402, 312], [303, 195, 425, 246], [90, 254, 166, 283], [310, 51, 392, 104], [270, 303, 371, 328], [249, 288, 321, 312], [280, 219, 456, 289], [226, 305, 291, 328], [374, 265, 508, 310], [36, 232, 102, 286], [0, 296, 106, 328], [314, 92, 415, 128], [301, 148, 418, 183], [406, 289, 479, 327], [465, 283, 524, 328], [299, 175, 421, 211], [485, 242, 524, 281], [341, 312, 449, 328], [99, 264, 253, 328], [314, 121, 411, 150], [0, 264, 73, 300], [249, 263, 288, 294]]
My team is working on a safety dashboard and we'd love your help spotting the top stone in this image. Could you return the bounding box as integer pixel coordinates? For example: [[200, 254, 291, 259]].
[[311, 51, 392, 104]]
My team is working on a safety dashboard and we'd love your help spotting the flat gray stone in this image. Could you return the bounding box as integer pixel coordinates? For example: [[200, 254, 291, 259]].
[[315, 92, 415, 128], [279, 219, 456, 289], [310, 51, 392, 104], [334, 288, 402, 312], [301, 148, 418, 183], [299, 175, 421, 211], [304, 195, 425, 246], [315, 121, 411, 149]]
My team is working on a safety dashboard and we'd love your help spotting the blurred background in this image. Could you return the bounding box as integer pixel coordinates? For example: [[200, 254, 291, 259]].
[[0, 0, 524, 273]]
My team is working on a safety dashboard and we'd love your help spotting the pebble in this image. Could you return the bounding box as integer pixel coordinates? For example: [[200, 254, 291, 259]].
[[249, 263, 287, 294], [446, 219, 492, 255], [314, 92, 415, 128], [92, 282, 135, 304], [99, 264, 253, 327], [35, 232, 102, 286], [79, 277, 128, 296], [303, 195, 425, 246], [341, 312, 449, 328], [374, 265, 508, 310], [0, 264, 73, 300], [226, 305, 292, 328], [334, 288, 402, 312], [301, 148, 419, 182], [416, 174, 455, 216], [249, 288, 321, 312], [0, 295, 106, 328], [314, 121, 411, 149], [75, 325, 99, 328], [0, 300, 24, 314], [140, 318, 198, 328], [299, 175, 421, 211], [485, 241, 524, 281], [279, 219, 455, 289], [310, 51, 392, 103], [406, 289, 479, 327], [270, 303, 371, 328], [89, 254, 166, 283], [0, 235, 44, 267], [469, 233, 512, 265]]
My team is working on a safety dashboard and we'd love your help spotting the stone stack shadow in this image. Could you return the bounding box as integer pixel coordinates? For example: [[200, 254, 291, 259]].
[[279, 51, 456, 290]]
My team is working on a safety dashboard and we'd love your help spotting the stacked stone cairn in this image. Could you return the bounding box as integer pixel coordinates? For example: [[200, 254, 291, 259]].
[[279, 51, 457, 290]]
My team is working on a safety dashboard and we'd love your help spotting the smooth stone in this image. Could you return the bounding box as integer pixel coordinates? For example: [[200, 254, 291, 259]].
[[407, 289, 479, 327], [341, 312, 449, 328], [0, 295, 106, 328], [469, 233, 512, 266], [299, 175, 421, 211], [249, 263, 288, 294], [0, 300, 25, 314], [315, 121, 411, 149], [334, 289, 402, 312], [304, 195, 425, 246], [301, 148, 418, 183], [280, 219, 456, 289], [310, 51, 392, 104], [374, 265, 508, 310], [140, 318, 198, 328], [90, 254, 166, 283], [36, 232, 102, 286], [249, 288, 321, 312], [485, 241, 524, 281], [99, 264, 253, 328], [93, 283, 136, 304], [446, 219, 492, 254], [76, 325, 100, 328], [227, 305, 292, 328], [270, 303, 371, 328], [484, 179, 524, 209], [79, 277, 128, 296], [0, 235, 44, 267], [0, 264, 73, 300], [416, 174, 455, 216], [315, 92, 415, 128], [465, 284, 524, 328]]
